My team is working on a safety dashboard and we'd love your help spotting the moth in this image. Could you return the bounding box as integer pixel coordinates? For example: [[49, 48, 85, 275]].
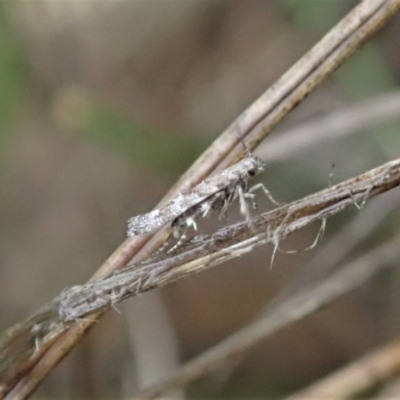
[[127, 152, 278, 245]]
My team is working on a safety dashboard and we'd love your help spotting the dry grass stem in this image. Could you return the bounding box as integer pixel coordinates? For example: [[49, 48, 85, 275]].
[[2, 157, 400, 397], [259, 90, 400, 162], [1, 0, 400, 398], [285, 339, 400, 400], [139, 235, 400, 399], [196, 188, 400, 386], [271, 187, 400, 306], [37, 158, 400, 325]]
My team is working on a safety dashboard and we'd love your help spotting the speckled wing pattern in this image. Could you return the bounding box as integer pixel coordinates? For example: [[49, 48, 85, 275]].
[[127, 155, 265, 236]]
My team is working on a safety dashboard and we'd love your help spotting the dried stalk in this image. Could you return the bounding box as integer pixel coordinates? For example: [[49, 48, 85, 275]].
[[139, 234, 400, 399], [285, 339, 400, 400], [1, 0, 400, 398], [2, 157, 400, 397], [259, 90, 400, 162], [271, 185, 400, 307], [31, 159, 400, 325]]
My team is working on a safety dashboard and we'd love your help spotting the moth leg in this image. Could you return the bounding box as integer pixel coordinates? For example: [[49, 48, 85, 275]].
[[219, 198, 230, 220], [237, 185, 253, 227], [211, 192, 230, 220], [201, 201, 213, 217], [168, 215, 198, 253], [201, 191, 229, 220], [244, 191, 257, 210], [248, 183, 280, 206], [187, 216, 198, 231], [168, 226, 189, 253], [147, 231, 174, 259], [279, 217, 326, 255]]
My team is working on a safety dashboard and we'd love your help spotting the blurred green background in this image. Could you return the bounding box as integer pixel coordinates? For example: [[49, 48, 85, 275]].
[[1, 1, 400, 398]]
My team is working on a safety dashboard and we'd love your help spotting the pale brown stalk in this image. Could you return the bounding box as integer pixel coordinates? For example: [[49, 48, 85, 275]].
[[1, 0, 400, 398], [139, 235, 400, 399], [285, 339, 400, 400], [2, 157, 400, 399]]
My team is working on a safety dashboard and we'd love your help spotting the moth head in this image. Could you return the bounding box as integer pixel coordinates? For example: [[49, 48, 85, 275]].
[[247, 154, 265, 177], [247, 168, 257, 177], [239, 140, 266, 177]]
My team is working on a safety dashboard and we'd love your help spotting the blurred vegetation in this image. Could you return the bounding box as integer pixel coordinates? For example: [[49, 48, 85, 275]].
[[54, 89, 205, 175], [285, 0, 343, 34], [1, 0, 400, 398], [0, 3, 25, 153], [286, 0, 399, 147]]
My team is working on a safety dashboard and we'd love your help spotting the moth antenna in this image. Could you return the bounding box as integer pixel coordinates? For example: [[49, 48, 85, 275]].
[[240, 140, 252, 158], [329, 163, 335, 187]]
